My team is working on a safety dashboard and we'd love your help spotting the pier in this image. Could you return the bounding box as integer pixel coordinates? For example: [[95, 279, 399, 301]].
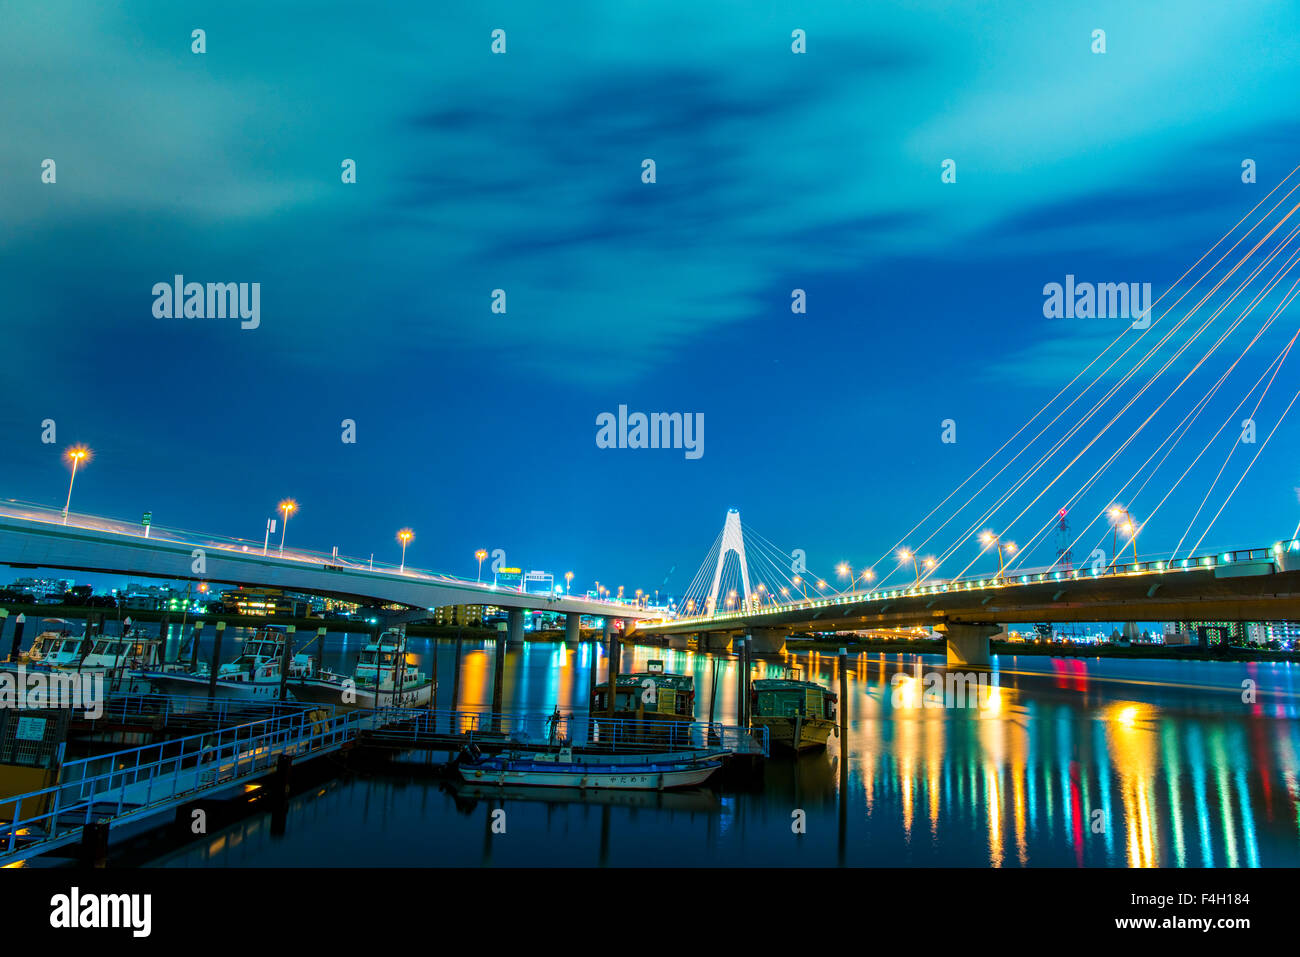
[[0, 693, 766, 866]]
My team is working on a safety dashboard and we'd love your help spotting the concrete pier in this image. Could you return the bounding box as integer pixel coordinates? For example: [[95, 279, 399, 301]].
[[748, 627, 786, 654], [507, 608, 524, 645], [564, 612, 580, 644], [936, 622, 1001, 668]]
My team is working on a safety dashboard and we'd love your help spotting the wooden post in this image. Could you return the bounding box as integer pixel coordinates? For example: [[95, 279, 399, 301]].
[[81, 819, 110, 868], [491, 625, 506, 732], [279, 625, 296, 700], [8, 613, 24, 663], [208, 621, 226, 701], [157, 608, 170, 657], [736, 636, 746, 724], [450, 627, 463, 728], [838, 646, 849, 865], [188, 620, 205, 669], [315, 626, 326, 675], [428, 633, 439, 724]]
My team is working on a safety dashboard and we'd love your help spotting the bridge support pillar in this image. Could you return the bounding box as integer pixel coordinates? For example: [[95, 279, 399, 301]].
[[700, 632, 732, 654], [601, 619, 612, 648], [667, 634, 690, 649], [937, 622, 1000, 669], [749, 628, 786, 654], [621, 618, 635, 640], [564, 613, 581, 645], [507, 608, 525, 646]]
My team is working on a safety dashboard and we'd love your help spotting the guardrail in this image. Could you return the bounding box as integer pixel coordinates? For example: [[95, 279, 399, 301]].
[[89, 691, 333, 727], [660, 540, 1300, 628], [362, 707, 769, 756]]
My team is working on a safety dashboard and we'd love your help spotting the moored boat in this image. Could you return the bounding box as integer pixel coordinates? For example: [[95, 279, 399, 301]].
[[290, 628, 433, 709], [139, 626, 311, 699], [454, 744, 720, 790], [750, 677, 837, 752], [9, 618, 162, 694]]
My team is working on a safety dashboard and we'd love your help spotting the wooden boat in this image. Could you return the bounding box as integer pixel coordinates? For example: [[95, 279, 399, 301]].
[[289, 628, 433, 709], [454, 744, 720, 790], [750, 677, 837, 752], [140, 627, 311, 699], [587, 665, 691, 738]]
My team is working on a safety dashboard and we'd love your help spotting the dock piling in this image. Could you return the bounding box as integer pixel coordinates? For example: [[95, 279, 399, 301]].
[[208, 621, 226, 702]]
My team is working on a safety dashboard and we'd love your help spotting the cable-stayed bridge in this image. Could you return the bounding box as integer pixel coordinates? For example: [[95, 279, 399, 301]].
[[642, 175, 1300, 663]]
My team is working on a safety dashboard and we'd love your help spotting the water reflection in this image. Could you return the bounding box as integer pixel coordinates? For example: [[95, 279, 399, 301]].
[[145, 629, 1300, 867]]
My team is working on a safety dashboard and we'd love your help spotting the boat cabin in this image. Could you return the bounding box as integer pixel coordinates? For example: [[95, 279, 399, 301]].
[[355, 630, 418, 689], [751, 678, 837, 722], [591, 672, 696, 720]]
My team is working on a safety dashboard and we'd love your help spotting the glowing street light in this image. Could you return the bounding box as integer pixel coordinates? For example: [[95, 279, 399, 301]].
[[1108, 505, 1139, 566], [837, 562, 854, 595], [565, 571, 574, 593], [397, 528, 414, 572], [61, 445, 91, 524], [277, 499, 297, 556], [979, 531, 1017, 580], [475, 549, 488, 582]]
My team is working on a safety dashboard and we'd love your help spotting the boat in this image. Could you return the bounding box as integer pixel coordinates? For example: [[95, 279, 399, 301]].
[[9, 618, 162, 693], [591, 660, 694, 725], [750, 676, 838, 752], [453, 744, 720, 790], [289, 628, 433, 709], [139, 626, 312, 699]]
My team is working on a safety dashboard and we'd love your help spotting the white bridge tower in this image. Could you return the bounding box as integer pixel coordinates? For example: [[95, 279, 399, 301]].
[[705, 508, 751, 613]]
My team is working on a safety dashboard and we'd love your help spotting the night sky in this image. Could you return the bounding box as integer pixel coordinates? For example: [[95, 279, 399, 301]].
[[4, 3, 1300, 600]]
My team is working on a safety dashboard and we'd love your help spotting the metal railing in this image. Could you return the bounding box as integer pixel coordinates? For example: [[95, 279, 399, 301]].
[[662, 540, 1300, 628], [1, 706, 371, 860], [89, 691, 332, 728], [361, 707, 768, 757]]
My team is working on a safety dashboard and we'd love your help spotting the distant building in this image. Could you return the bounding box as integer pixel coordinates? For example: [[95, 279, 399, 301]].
[[10, 577, 74, 603], [432, 605, 500, 627], [220, 587, 309, 618]]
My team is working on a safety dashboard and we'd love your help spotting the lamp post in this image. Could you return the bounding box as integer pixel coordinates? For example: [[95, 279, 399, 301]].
[[61, 445, 91, 524], [397, 528, 414, 572], [277, 499, 297, 556], [979, 532, 1017, 580], [475, 549, 487, 582], [565, 571, 573, 594], [1108, 506, 1139, 567], [837, 563, 854, 595]]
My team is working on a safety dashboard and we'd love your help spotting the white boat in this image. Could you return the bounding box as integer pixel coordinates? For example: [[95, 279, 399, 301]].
[[10, 618, 161, 693], [454, 744, 721, 790], [289, 628, 433, 710], [140, 627, 312, 700]]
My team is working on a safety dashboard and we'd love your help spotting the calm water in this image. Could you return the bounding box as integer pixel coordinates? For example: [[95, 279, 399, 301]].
[[123, 628, 1300, 868]]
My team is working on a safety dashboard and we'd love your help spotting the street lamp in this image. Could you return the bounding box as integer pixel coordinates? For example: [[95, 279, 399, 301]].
[[475, 549, 488, 582], [397, 528, 414, 572], [61, 445, 91, 524], [1108, 506, 1138, 566], [837, 562, 854, 595], [277, 499, 297, 556], [565, 571, 573, 594], [979, 531, 1017, 580]]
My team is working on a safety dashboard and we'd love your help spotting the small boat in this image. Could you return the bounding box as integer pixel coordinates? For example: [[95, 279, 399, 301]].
[[140, 627, 312, 699], [454, 744, 720, 790], [290, 628, 433, 709], [750, 676, 838, 752]]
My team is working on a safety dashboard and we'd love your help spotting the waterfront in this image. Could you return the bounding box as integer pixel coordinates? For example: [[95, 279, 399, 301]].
[[107, 629, 1300, 867]]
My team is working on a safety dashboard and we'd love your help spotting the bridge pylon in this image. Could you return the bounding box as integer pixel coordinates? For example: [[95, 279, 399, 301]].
[[704, 509, 751, 614]]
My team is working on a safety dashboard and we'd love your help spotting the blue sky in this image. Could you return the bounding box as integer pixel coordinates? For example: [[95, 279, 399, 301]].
[[3, 2, 1300, 598]]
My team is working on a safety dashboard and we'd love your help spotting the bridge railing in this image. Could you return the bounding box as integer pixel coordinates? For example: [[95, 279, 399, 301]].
[[0, 499, 643, 612], [662, 540, 1300, 627]]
